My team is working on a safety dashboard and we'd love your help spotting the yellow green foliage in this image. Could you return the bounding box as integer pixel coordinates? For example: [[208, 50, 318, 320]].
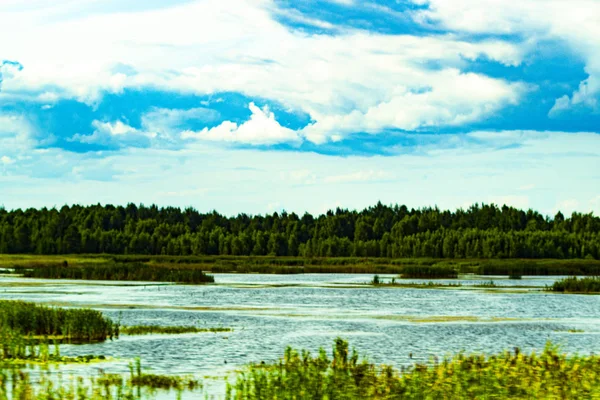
[[228, 338, 600, 399]]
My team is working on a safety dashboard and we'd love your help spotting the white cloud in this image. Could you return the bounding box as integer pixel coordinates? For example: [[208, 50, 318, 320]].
[[0, 0, 526, 143], [181, 102, 301, 145], [414, 0, 600, 114], [1, 129, 599, 217], [302, 69, 525, 143], [70, 120, 155, 148], [1, 156, 14, 165], [0, 114, 39, 152]]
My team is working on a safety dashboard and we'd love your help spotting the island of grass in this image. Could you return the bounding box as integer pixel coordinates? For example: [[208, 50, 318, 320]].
[[15, 261, 214, 284], [547, 276, 600, 293], [0, 300, 118, 343], [121, 325, 231, 335]]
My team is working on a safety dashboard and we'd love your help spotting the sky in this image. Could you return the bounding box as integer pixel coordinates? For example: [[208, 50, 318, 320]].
[[1, 0, 599, 217]]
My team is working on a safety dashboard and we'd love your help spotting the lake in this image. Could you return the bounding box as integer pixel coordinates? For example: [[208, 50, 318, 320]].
[[1, 273, 599, 397]]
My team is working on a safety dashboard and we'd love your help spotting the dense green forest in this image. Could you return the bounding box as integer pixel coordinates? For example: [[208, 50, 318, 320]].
[[0, 202, 598, 259]]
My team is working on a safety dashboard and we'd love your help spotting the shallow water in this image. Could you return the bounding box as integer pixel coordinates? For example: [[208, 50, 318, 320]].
[[2, 274, 600, 397]]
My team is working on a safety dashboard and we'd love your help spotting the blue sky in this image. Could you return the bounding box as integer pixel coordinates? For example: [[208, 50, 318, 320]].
[[1, 0, 599, 216]]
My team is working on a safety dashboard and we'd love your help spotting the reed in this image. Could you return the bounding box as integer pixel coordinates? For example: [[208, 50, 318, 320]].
[[121, 325, 231, 335], [227, 338, 600, 399], [0, 361, 201, 399], [0, 300, 118, 342], [401, 264, 458, 279], [547, 276, 600, 293], [18, 262, 214, 284], [474, 280, 497, 288]]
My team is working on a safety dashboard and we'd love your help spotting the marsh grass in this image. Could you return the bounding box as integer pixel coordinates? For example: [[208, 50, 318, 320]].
[[0, 360, 201, 399], [0, 300, 118, 342], [4, 254, 600, 276], [474, 280, 497, 288], [121, 325, 231, 335], [401, 265, 458, 279], [371, 281, 463, 289], [18, 262, 214, 284], [547, 276, 600, 293], [0, 328, 106, 364], [227, 338, 600, 399]]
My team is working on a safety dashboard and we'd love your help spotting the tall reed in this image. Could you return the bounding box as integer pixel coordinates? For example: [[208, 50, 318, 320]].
[[227, 339, 600, 399], [0, 300, 118, 342]]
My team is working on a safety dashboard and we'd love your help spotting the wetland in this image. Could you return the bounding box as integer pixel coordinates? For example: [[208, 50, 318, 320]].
[[2, 272, 600, 397]]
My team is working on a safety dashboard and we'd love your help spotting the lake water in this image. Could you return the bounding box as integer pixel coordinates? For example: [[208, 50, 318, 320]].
[[2, 274, 600, 397]]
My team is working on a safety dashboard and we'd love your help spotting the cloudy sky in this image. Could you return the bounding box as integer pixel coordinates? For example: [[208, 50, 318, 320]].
[[1, 0, 599, 216]]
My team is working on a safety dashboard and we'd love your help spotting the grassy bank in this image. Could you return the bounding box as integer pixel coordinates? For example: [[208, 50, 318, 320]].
[[227, 339, 600, 399], [3, 254, 600, 277]]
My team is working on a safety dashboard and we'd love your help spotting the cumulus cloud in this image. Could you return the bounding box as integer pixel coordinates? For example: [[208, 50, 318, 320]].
[[181, 102, 301, 145], [70, 120, 155, 149], [0, 114, 38, 151], [413, 0, 600, 115], [302, 69, 525, 143], [0, 0, 527, 143]]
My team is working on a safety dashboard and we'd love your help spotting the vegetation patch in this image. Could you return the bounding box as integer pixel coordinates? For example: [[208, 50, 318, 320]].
[[227, 338, 600, 399], [0, 359, 201, 399], [121, 325, 232, 335], [400, 265, 458, 279], [547, 276, 600, 293], [0, 300, 118, 342], [17, 262, 214, 284]]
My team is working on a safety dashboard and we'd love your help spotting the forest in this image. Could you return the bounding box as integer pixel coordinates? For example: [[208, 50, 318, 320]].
[[0, 202, 598, 259]]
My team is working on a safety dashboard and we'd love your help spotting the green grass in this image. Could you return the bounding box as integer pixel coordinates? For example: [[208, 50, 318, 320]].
[[0, 358, 201, 399], [0, 300, 118, 342], [227, 338, 600, 399], [401, 264, 458, 279], [3, 254, 600, 276], [547, 276, 600, 293], [474, 280, 498, 288], [16, 261, 214, 284], [121, 325, 231, 335]]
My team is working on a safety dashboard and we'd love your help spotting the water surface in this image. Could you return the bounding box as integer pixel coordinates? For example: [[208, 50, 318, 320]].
[[1, 274, 599, 396]]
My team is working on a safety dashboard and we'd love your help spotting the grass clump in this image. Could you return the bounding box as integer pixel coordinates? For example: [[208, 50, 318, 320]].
[[227, 338, 600, 399], [18, 262, 214, 284], [547, 276, 600, 293], [400, 265, 458, 279], [0, 300, 118, 342], [121, 325, 231, 335], [474, 280, 497, 288], [0, 361, 201, 399]]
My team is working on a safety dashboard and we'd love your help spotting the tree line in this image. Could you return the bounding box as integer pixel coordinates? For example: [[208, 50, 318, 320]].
[[0, 202, 598, 259]]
